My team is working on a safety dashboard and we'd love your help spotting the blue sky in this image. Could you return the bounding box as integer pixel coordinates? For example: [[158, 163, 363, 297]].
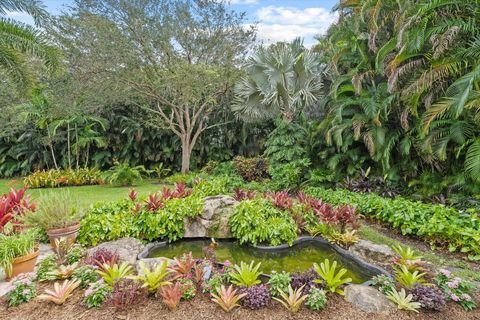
[[8, 0, 339, 46]]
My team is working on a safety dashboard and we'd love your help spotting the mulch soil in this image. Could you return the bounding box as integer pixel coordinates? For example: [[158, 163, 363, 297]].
[[1, 282, 480, 320]]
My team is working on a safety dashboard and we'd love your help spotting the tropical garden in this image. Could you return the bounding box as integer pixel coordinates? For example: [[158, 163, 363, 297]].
[[0, 0, 479, 319]]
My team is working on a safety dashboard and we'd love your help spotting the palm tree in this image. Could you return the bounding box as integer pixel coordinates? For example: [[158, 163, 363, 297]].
[[0, 0, 59, 90], [233, 38, 325, 123]]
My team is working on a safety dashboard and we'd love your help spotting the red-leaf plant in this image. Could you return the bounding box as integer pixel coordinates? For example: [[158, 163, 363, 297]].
[[296, 192, 362, 233], [169, 252, 196, 279], [160, 282, 190, 311], [128, 189, 138, 202], [161, 182, 192, 200], [266, 191, 293, 211], [233, 188, 256, 201], [145, 192, 164, 212], [86, 248, 120, 272], [0, 187, 36, 230]]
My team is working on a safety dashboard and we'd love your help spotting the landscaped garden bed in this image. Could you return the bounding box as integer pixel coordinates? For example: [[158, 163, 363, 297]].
[[1, 179, 479, 319]]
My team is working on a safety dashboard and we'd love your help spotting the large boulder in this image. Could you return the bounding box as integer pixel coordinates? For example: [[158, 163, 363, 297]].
[[345, 284, 395, 314], [349, 239, 395, 266], [87, 237, 144, 265], [183, 195, 238, 238]]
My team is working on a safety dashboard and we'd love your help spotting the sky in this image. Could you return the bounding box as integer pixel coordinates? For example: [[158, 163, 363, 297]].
[[7, 0, 339, 47]]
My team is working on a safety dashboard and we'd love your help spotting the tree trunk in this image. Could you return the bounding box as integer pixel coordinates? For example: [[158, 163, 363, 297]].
[[67, 122, 71, 169], [181, 138, 191, 174], [46, 126, 59, 170], [75, 124, 79, 169], [85, 144, 90, 168]]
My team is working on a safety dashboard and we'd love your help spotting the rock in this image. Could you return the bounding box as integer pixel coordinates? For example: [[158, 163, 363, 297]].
[[183, 195, 238, 238], [349, 239, 395, 265], [345, 284, 395, 314], [0, 281, 10, 298], [87, 237, 144, 265]]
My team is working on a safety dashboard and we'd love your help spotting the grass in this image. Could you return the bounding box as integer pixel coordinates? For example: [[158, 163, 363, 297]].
[[0, 178, 166, 210], [359, 225, 480, 282]]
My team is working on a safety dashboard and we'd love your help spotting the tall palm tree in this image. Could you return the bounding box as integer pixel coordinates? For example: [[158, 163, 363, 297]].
[[0, 0, 59, 90], [233, 38, 325, 123]]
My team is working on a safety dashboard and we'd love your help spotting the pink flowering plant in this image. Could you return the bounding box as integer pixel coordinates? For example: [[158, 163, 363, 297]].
[[5, 273, 37, 306], [436, 269, 477, 311], [83, 279, 111, 308]]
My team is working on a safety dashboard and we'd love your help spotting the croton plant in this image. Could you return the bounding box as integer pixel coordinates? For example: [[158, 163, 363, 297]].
[[0, 188, 36, 231]]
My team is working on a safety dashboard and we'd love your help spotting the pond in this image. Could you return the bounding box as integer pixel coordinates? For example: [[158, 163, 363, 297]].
[[145, 238, 384, 284]]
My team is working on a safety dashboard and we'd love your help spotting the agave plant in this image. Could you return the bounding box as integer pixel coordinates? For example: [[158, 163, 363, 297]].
[[386, 288, 421, 312], [129, 261, 172, 293], [96, 262, 133, 286], [38, 280, 80, 305], [229, 261, 262, 287], [313, 259, 352, 295], [273, 285, 308, 313], [211, 285, 246, 312]]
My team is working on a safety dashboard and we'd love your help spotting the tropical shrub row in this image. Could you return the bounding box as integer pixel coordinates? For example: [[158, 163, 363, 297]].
[[78, 183, 202, 246], [305, 187, 480, 260], [24, 169, 103, 188]]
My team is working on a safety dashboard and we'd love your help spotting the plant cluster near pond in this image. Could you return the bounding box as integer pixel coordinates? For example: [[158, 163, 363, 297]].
[[305, 187, 480, 260]]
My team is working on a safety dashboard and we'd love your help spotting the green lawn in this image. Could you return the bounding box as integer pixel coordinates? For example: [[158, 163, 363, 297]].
[[0, 179, 166, 210]]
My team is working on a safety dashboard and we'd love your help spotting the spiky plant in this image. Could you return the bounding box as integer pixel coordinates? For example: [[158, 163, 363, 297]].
[[38, 280, 80, 305], [273, 285, 308, 313], [313, 259, 352, 295], [211, 285, 246, 312]]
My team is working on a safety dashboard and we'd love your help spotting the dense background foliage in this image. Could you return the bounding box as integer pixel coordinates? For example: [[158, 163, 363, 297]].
[[0, 0, 479, 207]]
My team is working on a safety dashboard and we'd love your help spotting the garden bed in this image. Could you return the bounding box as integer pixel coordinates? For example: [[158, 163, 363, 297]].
[[1, 283, 478, 320]]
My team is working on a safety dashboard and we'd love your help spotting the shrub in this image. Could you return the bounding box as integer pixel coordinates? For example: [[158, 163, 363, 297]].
[[411, 284, 446, 311], [78, 192, 203, 246], [240, 284, 270, 309], [102, 162, 146, 186], [305, 287, 327, 311], [268, 271, 291, 297], [291, 268, 320, 293], [5, 273, 37, 306], [305, 187, 480, 260], [436, 269, 477, 311], [66, 245, 86, 265], [269, 159, 311, 191], [232, 156, 269, 182], [37, 254, 58, 281], [0, 187, 36, 230], [178, 278, 196, 300], [229, 199, 297, 246], [109, 278, 142, 309], [73, 265, 98, 288], [24, 168, 102, 188], [83, 279, 111, 308], [371, 274, 395, 294]]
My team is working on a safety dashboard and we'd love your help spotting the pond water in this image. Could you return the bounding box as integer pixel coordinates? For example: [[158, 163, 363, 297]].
[[147, 238, 379, 283]]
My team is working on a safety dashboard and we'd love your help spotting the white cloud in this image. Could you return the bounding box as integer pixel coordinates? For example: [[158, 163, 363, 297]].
[[254, 6, 337, 47]]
